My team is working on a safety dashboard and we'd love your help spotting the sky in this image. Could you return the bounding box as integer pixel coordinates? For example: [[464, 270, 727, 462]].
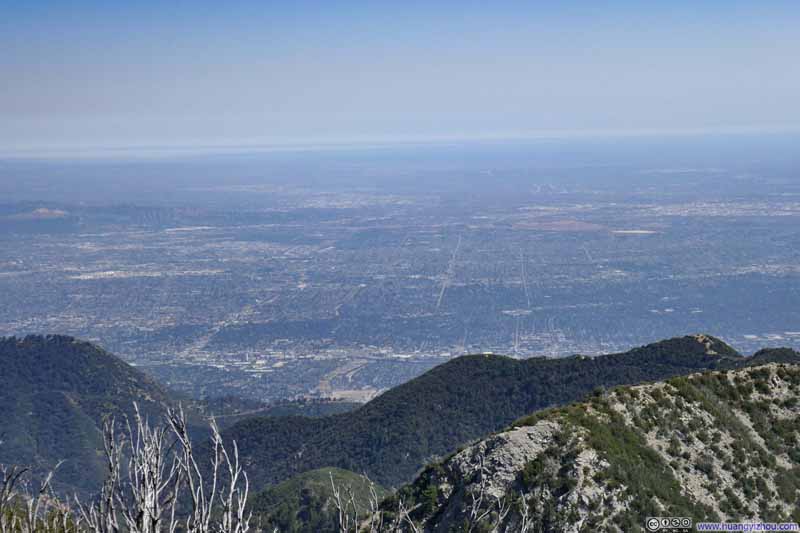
[[2, 0, 800, 154]]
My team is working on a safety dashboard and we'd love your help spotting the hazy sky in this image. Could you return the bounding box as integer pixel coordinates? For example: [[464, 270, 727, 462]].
[[2, 0, 799, 153]]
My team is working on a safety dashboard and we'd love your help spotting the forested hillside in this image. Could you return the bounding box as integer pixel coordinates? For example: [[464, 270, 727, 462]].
[[0, 335, 171, 492], [225, 335, 799, 490]]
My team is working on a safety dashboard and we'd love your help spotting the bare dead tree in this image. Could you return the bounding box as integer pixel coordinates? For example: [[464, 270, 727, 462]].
[[3, 401, 253, 533], [461, 453, 516, 533], [325, 471, 429, 533], [489, 495, 511, 533], [114, 406, 182, 533], [395, 497, 419, 533], [1, 465, 28, 533], [363, 473, 384, 533], [75, 419, 123, 533], [167, 407, 214, 533], [0, 462, 79, 533], [329, 472, 359, 533], [22, 466, 59, 533], [45, 500, 79, 533], [465, 454, 493, 533], [518, 486, 550, 533], [75, 403, 251, 533], [212, 421, 251, 533], [518, 491, 532, 533], [329, 470, 418, 533]]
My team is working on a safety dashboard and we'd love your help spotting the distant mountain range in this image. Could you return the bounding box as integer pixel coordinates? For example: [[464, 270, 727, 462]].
[[395, 362, 800, 531]]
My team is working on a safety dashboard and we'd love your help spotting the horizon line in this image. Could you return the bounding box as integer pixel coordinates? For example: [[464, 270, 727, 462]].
[[3, 123, 800, 161]]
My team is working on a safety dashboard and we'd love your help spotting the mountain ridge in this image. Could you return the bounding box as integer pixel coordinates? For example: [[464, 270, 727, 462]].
[[224, 334, 798, 491], [3, 332, 797, 503], [394, 361, 800, 532]]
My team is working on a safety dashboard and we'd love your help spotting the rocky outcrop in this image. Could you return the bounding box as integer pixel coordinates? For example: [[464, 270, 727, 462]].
[[396, 363, 800, 532]]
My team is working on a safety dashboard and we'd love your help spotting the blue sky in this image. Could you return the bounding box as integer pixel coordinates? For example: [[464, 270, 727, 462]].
[[2, 0, 799, 153]]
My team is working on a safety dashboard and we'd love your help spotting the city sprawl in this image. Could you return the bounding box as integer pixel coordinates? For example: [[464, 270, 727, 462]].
[[2, 139, 799, 401]]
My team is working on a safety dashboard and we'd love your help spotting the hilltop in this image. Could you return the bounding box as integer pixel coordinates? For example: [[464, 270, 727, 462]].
[[249, 467, 388, 533], [0, 335, 171, 492], [224, 334, 797, 490], [394, 362, 800, 531]]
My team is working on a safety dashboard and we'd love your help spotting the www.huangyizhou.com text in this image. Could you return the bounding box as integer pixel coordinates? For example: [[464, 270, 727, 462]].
[[696, 523, 800, 532], [646, 517, 799, 532]]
